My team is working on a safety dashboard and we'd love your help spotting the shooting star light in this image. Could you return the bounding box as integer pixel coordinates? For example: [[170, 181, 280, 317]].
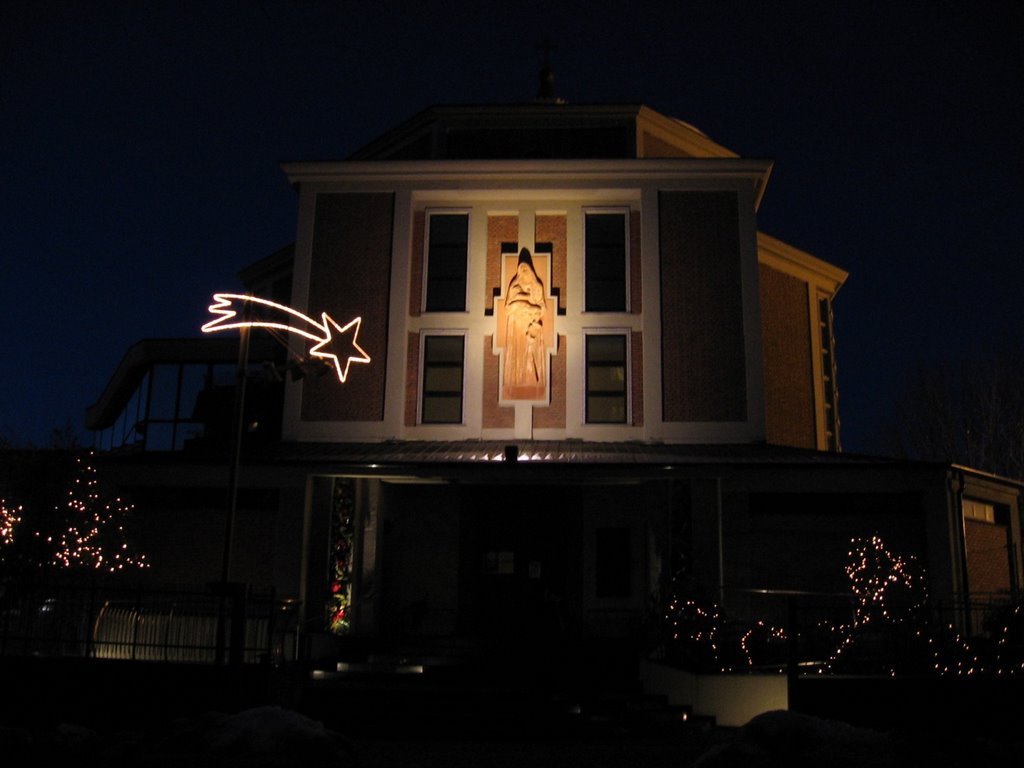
[[202, 293, 370, 383]]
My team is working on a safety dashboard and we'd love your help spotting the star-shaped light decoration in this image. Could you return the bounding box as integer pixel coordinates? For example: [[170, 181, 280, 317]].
[[310, 313, 371, 383]]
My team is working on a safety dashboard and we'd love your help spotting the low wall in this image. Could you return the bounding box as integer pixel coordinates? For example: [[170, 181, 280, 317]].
[[643, 662, 1024, 737], [639, 659, 788, 727]]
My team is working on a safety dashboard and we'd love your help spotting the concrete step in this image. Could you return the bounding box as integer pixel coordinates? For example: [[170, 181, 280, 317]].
[[299, 664, 718, 741]]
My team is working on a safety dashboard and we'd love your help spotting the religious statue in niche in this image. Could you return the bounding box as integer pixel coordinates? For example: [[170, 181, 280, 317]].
[[495, 247, 555, 402]]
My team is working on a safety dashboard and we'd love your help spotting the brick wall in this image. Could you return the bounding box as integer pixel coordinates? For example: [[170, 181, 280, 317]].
[[404, 332, 420, 427], [630, 211, 642, 314], [483, 335, 514, 428], [408, 210, 425, 317], [658, 191, 746, 422], [487, 215, 518, 312], [302, 192, 393, 422], [760, 264, 816, 448], [536, 214, 567, 314], [965, 520, 1011, 594], [533, 335, 566, 429], [631, 330, 644, 426]]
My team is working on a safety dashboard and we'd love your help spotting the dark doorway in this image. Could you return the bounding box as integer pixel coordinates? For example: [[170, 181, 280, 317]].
[[460, 483, 582, 677]]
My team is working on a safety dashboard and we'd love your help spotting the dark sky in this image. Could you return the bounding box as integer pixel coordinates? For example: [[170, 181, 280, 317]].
[[2, 1, 1021, 453]]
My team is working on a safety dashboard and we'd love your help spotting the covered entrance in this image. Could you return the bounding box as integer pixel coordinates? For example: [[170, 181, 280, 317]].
[[368, 476, 662, 686], [460, 484, 582, 664]]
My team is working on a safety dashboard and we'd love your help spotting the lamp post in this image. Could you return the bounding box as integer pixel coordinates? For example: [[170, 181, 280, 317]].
[[215, 302, 251, 665], [201, 291, 371, 663]]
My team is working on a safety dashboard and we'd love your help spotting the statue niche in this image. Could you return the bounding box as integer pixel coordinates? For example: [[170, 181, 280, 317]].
[[495, 247, 555, 402]]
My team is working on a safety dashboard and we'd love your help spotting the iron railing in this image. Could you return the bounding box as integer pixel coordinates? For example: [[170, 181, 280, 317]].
[[0, 578, 299, 665]]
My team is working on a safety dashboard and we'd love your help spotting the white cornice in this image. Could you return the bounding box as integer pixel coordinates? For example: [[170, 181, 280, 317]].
[[282, 158, 774, 204], [283, 158, 772, 183], [757, 231, 848, 293], [635, 106, 739, 159]]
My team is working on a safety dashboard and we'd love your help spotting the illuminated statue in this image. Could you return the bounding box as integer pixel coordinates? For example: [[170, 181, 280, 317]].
[[503, 249, 547, 394]]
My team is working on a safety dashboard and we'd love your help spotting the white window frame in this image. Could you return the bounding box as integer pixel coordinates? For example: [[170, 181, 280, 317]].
[[963, 498, 996, 524], [422, 209, 471, 313], [582, 207, 631, 313], [418, 331, 467, 425], [583, 330, 631, 425]]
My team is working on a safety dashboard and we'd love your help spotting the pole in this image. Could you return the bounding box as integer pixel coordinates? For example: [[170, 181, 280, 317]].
[[216, 305, 250, 664], [223, 319, 250, 587]]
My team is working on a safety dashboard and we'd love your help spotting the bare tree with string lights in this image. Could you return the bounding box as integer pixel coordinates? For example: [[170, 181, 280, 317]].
[[46, 451, 149, 573], [819, 534, 932, 675], [1, 498, 23, 555]]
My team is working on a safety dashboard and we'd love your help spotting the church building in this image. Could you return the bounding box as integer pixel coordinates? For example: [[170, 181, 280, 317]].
[[85, 97, 1023, 674]]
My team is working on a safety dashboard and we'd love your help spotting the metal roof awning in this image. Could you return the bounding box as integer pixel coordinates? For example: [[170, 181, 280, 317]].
[[267, 439, 907, 471]]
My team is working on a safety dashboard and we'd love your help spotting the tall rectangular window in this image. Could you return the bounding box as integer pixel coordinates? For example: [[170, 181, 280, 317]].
[[425, 213, 469, 312], [585, 212, 627, 311], [818, 296, 840, 451], [586, 334, 627, 423], [421, 335, 465, 424]]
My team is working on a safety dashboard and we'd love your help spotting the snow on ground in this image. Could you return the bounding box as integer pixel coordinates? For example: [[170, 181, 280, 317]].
[[3, 705, 1020, 767], [691, 709, 1020, 768], [2, 706, 356, 767]]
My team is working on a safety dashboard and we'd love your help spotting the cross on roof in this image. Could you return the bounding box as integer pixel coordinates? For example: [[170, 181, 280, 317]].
[[534, 37, 563, 102], [536, 36, 558, 67]]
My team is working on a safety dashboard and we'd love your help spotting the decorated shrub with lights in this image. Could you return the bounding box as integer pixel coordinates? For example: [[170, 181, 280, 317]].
[[819, 534, 932, 675]]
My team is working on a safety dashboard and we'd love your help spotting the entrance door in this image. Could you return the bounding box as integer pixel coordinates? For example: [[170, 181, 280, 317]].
[[461, 484, 581, 668]]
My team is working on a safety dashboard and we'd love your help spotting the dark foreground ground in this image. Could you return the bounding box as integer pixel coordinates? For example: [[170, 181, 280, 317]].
[[0, 657, 725, 766], [1, 658, 1021, 767], [1, 718, 730, 768], [2, 701, 1020, 768]]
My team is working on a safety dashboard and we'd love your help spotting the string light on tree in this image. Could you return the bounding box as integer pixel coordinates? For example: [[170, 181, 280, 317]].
[[659, 532, 1023, 678], [818, 533, 1016, 677], [845, 534, 928, 627], [1, 499, 23, 549], [818, 534, 929, 675], [663, 595, 725, 671], [49, 451, 148, 572], [739, 620, 787, 670]]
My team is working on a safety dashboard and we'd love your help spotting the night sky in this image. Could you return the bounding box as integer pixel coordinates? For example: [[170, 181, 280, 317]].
[[2, 1, 1021, 454]]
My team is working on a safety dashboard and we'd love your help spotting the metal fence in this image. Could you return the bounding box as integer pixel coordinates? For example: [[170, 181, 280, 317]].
[[0, 578, 300, 665]]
